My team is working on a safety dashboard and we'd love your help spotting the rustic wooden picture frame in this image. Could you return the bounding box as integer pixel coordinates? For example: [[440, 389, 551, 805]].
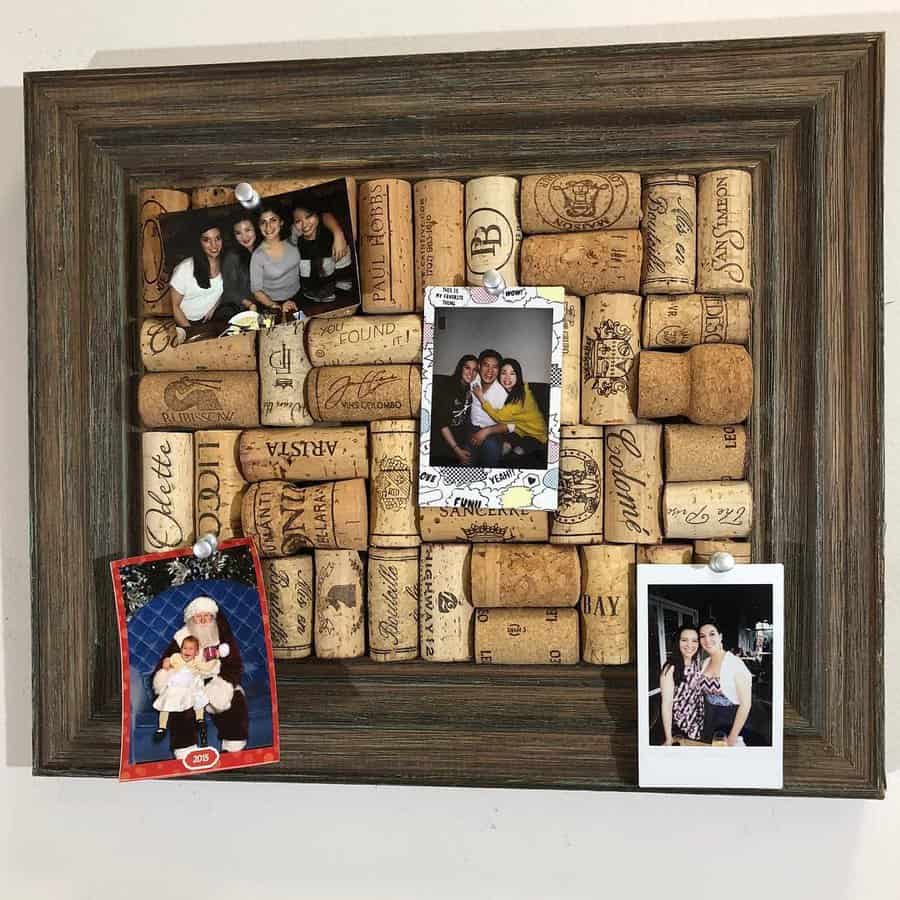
[[25, 33, 884, 796]]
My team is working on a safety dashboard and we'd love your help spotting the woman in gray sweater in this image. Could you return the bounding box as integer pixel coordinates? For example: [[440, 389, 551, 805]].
[[250, 205, 302, 317]]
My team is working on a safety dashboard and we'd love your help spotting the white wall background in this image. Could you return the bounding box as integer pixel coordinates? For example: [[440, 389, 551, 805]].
[[2, 3, 897, 897]]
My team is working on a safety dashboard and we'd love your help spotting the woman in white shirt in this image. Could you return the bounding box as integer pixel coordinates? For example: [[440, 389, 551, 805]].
[[169, 223, 224, 337], [697, 619, 754, 745]]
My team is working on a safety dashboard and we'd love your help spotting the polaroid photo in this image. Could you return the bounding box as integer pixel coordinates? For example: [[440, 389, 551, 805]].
[[637, 563, 784, 790], [419, 285, 564, 511], [157, 177, 360, 344], [111, 538, 279, 781]]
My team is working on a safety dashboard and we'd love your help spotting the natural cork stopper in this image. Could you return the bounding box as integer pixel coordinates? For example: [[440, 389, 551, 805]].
[[360, 179, 415, 313], [140, 318, 257, 372], [604, 424, 663, 544], [369, 420, 421, 548], [140, 189, 190, 317], [263, 556, 314, 660], [640, 174, 696, 294], [306, 314, 422, 367], [642, 294, 750, 348], [697, 169, 752, 293], [306, 364, 421, 422], [693, 540, 752, 564], [259, 321, 313, 426], [465, 176, 521, 287], [414, 179, 465, 310], [560, 295, 582, 425], [190, 186, 234, 208], [580, 543, 635, 665], [194, 430, 247, 541], [636, 544, 693, 564], [142, 431, 194, 553], [551, 425, 604, 545], [475, 608, 579, 665], [664, 424, 748, 482], [420, 543, 473, 662], [470, 544, 580, 608], [367, 547, 420, 661], [664, 480, 753, 539], [314, 549, 366, 659], [138, 372, 260, 429], [417, 507, 549, 543]]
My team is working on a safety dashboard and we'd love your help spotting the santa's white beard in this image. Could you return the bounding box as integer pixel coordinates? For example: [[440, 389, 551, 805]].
[[187, 619, 220, 648]]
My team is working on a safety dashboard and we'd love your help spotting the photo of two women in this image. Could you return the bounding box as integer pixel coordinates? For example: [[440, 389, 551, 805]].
[[157, 179, 359, 344], [428, 307, 552, 470]]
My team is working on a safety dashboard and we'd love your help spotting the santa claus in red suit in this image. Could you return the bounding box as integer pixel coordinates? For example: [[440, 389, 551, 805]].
[[152, 595, 249, 757]]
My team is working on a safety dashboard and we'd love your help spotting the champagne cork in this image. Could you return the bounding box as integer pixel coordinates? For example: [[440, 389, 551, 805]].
[[465, 176, 520, 287], [664, 481, 753, 539], [581, 293, 641, 425], [475, 608, 579, 665], [140, 188, 190, 317], [306, 314, 422, 366], [190, 185, 234, 208], [641, 295, 751, 348], [561, 295, 582, 425], [640, 174, 697, 294], [314, 549, 365, 659], [360, 179, 414, 313], [636, 544, 693, 564], [664, 424, 748, 482], [259, 321, 313, 426], [367, 547, 420, 661], [194, 430, 247, 540], [693, 540, 752, 564], [262, 556, 314, 659], [580, 544, 635, 665], [241, 479, 368, 556], [520, 172, 642, 234], [140, 318, 257, 372], [519, 231, 642, 296], [370, 420, 420, 548], [470, 544, 580, 608], [239, 425, 368, 482], [256, 176, 358, 235], [551, 425, 604, 545], [604, 424, 663, 544], [418, 507, 549, 543], [306, 365, 421, 422], [414, 179, 465, 310], [419, 543, 473, 662], [697, 169, 752, 293], [138, 372, 260, 429], [638, 345, 753, 424], [142, 432, 194, 553]]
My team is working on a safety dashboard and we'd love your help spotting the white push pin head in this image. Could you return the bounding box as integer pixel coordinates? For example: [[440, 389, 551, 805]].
[[235, 182, 260, 210], [192, 533, 219, 560], [482, 268, 506, 297], [708, 551, 736, 573]]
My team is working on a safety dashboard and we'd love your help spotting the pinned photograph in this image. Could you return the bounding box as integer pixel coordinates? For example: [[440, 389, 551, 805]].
[[111, 538, 279, 781], [637, 563, 783, 790], [157, 178, 360, 344], [419, 285, 564, 511]]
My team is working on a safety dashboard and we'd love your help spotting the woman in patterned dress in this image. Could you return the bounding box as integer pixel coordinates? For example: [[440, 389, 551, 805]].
[[697, 619, 753, 745], [659, 625, 703, 744]]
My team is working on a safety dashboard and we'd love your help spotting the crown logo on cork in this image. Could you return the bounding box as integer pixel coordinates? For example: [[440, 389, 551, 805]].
[[461, 523, 510, 541], [552, 178, 601, 219], [584, 319, 634, 396]]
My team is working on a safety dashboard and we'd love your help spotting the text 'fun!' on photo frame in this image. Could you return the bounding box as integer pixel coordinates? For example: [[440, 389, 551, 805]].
[[419, 286, 564, 511]]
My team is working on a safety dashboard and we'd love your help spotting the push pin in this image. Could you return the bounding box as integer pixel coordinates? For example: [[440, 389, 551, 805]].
[[234, 182, 260, 210], [192, 533, 219, 560], [483, 268, 506, 297], [708, 551, 736, 573]]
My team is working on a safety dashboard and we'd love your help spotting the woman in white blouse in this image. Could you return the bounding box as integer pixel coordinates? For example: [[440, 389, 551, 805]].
[[169, 223, 224, 338], [697, 619, 753, 745]]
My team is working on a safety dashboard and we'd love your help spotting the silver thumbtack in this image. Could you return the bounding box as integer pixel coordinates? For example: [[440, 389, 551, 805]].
[[708, 551, 736, 573], [192, 533, 219, 560], [483, 268, 506, 297], [235, 182, 260, 210]]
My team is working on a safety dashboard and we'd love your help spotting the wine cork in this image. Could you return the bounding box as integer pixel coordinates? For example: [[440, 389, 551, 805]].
[[138, 372, 260, 429], [475, 608, 579, 665], [580, 544, 635, 665], [561, 295, 581, 425], [419, 543, 473, 662], [640, 174, 696, 294], [638, 345, 753, 424], [140, 188, 190, 317], [241, 479, 368, 556], [140, 318, 257, 372], [697, 169, 752, 293], [367, 547, 420, 661], [306, 365, 421, 422], [664, 424, 748, 482], [693, 540, 752, 565], [471, 544, 580, 608], [520, 172, 642, 234], [418, 507, 550, 543], [581, 293, 641, 425], [414, 179, 465, 310], [550, 425, 604, 545], [370, 420, 420, 548], [519, 231, 642, 296], [194, 430, 247, 540], [642, 295, 751, 348], [664, 481, 753, 539], [314, 549, 365, 659], [190, 185, 234, 208], [360, 179, 414, 313], [636, 544, 693, 564], [465, 176, 520, 287], [256, 176, 358, 235], [263, 556, 314, 660], [306, 314, 422, 366], [142, 432, 194, 553], [239, 425, 367, 482], [259, 321, 313, 426], [604, 424, 663, 544]]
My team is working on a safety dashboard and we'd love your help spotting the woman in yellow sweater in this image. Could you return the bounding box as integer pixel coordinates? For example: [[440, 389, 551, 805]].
[[470, 358, 548, 459]]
